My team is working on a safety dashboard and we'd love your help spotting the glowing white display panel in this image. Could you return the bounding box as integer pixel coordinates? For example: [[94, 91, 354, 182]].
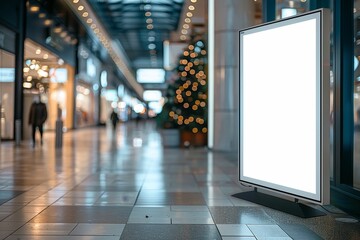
[[239, 10, 330, 204], [136, 68, 165, 83]]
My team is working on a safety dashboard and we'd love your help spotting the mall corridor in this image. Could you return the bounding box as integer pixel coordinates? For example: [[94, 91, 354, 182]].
[[0, 120, 358, 240]]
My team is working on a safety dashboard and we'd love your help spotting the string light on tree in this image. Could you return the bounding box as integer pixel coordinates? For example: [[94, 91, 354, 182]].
[[157, 35, 207, 146], [170, 36, 207, 133]]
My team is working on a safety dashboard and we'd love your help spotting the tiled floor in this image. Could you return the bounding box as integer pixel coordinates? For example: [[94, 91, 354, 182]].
[[0, 120, 359, 240]]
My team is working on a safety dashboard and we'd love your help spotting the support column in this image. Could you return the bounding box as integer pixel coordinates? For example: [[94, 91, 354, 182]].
[[14, 0, 26, 145], [333, 0, 354, 185], [262, 0, 276, 22], [208, 0, 255, 151]]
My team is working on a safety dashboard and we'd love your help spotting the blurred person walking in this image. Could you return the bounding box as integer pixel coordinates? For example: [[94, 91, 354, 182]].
[[110, 109, 119, 130], [28, 95, 48, 147]]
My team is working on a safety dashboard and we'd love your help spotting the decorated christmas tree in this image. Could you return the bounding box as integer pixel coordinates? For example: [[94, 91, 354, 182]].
[[158, 35, 207, 146]]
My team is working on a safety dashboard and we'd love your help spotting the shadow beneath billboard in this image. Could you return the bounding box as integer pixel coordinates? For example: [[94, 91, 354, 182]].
[[232, 190, 326, 218]]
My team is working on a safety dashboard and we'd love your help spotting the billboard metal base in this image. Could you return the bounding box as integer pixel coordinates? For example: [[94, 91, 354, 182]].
[[232, 190, 326, 218]]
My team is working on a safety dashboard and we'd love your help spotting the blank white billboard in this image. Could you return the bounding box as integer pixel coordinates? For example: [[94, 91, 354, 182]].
[[239, 10, 330, 204]]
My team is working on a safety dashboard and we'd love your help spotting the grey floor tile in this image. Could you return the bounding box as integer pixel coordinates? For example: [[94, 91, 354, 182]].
[[170, 205, 209, 212], [119, 224, 221, 240], [278, 224, 323, 240], [30, 206, 132, 223], [170, 211, 212, 218], [70, 223, 125, 236], [0, 190, 25, 205], [172, 217, 214, 224], [136, 191, 206, 205], [67, 237, 121, 240], [0, 221, 25, 231], [5, 236, 70, 240], [129, 206, 171, 218], [256, 238, 292, 240], [206, 199, 234, 206], [0, 213, 10, 221], [3, 212, 39, 222], [209, 207, 275, 224], [0, 231, 12, 240], [217, 224, 253, 237], [63, 191, 103, 198], [14, 223, 77, 235], [6, 237, 120, 240], [127, 217, 171, 224], [222, 238, 256, 240], [247, 225, 290, 238]]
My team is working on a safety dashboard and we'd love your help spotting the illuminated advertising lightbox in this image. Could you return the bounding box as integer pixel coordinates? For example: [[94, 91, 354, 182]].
[[239, 10, 330, 204], [136, 68, 165, 83]]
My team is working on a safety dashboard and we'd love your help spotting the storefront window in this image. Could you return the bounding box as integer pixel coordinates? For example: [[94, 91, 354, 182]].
[[354, 0, 360, 190], [276, 0, 310, 19], [0, 49, 15, 140], [23, 39, 74, 138], [76, 44, 100, 128]]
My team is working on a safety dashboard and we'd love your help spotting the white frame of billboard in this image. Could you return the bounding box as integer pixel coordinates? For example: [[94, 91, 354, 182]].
[[239, 9, 330, 205]]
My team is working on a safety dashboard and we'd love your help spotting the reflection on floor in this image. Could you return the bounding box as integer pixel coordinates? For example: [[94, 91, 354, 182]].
[[0, 120, 359, 240]]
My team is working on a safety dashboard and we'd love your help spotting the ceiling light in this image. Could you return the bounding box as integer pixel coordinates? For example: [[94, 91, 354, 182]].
[[189, 5, 195, 11], [35, 49, 41, 55], [183, 24, 189, 29], [87, 18, 93, 24], [144, 4, 152, 11], [145, 11, 152, 17], [181, 29, 188, 34], [148, 36, 155, 41], [43, 54, 49, 59], [180, 35, 187, 40], [78, 5, 84, 11], [30, 6, 40, 12], [82, 12, 88, 17], [148, 43, 156, 50], [44, 19, 53, 26], [186, 12, 193, 17], [54, 26, 62, 33], [65, 36, 71, 42], [73, 0, 79, 3], [146, 18, 153, 24], [191, 0, 197, 2], [39, 13, 46, 18], [91, 23, 96, 29], [185, 18, 191, 23], [147, 24, 154, 29]]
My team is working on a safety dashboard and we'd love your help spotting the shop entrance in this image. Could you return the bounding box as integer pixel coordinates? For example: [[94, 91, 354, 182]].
[[23, 39, 74, 140], [0, 49, 15, 141]]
